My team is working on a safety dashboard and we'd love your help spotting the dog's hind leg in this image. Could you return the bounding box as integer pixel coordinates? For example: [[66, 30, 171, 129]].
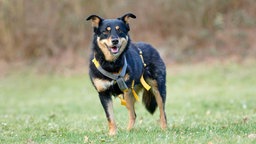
[[147, 79, 167, 130], [123, 90, 136, 130], [99, 92, 117, 135]]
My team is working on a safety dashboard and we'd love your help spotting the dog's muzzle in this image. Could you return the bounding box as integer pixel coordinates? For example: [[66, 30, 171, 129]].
[[110, 38, 119, 54]]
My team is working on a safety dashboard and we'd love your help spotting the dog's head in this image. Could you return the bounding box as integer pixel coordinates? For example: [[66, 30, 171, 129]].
[[87, 13, 136, 61]]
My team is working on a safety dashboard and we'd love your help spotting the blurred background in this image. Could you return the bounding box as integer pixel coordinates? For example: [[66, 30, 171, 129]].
[[0, 0, 256, 74]]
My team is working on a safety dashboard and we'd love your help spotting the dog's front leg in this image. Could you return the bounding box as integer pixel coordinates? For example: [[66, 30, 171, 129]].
[[99, 92, 117, 135], [123, 90, 136, 130]]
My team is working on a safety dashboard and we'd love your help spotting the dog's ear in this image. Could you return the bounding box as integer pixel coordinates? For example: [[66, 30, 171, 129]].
[[118, 13, 136, 24], [86, 15, 104, 29], [118, 13, 136, 31]]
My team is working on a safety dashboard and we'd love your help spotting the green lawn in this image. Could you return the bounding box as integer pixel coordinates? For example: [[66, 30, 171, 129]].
[[1, 62, 256, 144]]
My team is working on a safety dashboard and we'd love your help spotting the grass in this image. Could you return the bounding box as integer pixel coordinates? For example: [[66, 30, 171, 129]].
[[0, 62, 256, 144]]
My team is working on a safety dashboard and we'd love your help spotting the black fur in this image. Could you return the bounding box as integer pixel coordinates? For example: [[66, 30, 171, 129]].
[[87, 13, 167, 134]]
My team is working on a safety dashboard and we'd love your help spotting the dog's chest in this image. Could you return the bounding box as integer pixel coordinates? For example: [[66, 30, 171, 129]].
[[92, 74, 130, 93], [92, 78, 114, 92]]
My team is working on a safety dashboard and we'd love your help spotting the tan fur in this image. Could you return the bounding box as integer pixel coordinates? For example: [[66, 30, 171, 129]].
[[91, 17, 101, 28], [123, 89, 136, 130], [93, 78, 113, 92], [97, 37, 114, 61], [117, 36, 128, 58], [107, 101, 117, 135], [97, 36, 128, 62], [146, 79, 167, 129], [124, 73, 130, 81], [124, 16, 131, 24], [107, 27, 111, 31], [108, 121, 117, 135]]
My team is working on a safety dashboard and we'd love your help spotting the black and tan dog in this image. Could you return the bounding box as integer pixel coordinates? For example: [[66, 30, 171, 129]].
[[86, 13, 167, 135]]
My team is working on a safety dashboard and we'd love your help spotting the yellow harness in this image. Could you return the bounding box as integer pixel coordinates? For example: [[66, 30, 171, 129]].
[[92, 48, 151, 106]]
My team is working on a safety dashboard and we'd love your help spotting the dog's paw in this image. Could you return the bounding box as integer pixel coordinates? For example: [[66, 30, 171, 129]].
[[127, 120, 135, 131], [160, 120, 167, 130], [109, 129, 117, 136]]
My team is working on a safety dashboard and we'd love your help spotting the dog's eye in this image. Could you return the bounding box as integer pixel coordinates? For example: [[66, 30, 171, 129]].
[[103, 27, 111, 35], [116, 26, 122, 33]]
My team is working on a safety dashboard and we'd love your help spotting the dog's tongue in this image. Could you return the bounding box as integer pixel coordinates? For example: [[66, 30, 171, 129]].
[[111, 46, 119, 53]]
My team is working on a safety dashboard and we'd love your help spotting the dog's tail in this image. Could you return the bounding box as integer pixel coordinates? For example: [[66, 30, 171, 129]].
[[142, 90, 157, 114]]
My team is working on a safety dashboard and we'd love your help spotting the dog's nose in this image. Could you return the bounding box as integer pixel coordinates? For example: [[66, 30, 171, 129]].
[[112, 38, 119, 45]]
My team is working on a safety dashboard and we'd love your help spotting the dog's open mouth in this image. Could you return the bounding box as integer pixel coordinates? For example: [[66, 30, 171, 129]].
[[110, 46, 119, 54]]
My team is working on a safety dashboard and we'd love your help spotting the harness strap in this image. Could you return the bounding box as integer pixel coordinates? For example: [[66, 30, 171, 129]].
[[140, 75, 151, 91], [118, 80, 139, 106], [118, 95, 127, 106], [117, 47, 151, 106], [138, 47, 147, 67], [131, 80, 140, 101], [92, 47, 151, 106], [92, 56, 128, 91], [92, 56, 127, 80], [137, 47, 151, 91]]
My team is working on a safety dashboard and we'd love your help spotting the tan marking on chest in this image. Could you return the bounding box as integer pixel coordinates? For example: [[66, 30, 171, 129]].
[[124, 73, 130, 81], [93, 78, 113, 92]]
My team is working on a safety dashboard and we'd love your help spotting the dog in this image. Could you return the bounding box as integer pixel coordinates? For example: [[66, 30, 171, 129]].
[[86, 13, 167, 135]]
